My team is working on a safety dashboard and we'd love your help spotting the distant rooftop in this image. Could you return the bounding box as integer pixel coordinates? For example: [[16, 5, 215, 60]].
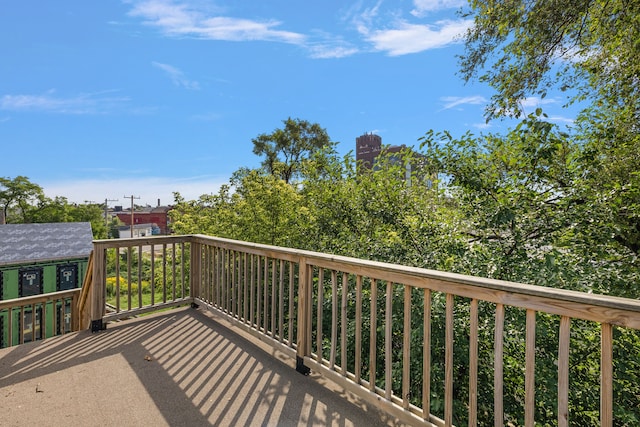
[[0, 222, 93, 266]]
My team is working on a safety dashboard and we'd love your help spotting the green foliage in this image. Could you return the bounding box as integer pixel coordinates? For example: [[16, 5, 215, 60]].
[[252, 117, 332, 184], [172, 170, 311, 246], [460, 0, 640, 121], [0, 175, 44, 223], [105, 245, 190, 307], [0, 176, 107, 238], [419, 116, 640, 297]]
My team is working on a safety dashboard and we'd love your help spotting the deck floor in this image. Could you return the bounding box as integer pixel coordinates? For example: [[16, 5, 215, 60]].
[[0, 307, 399, 426]]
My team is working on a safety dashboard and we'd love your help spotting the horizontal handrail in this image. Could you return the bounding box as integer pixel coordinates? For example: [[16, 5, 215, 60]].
[[0, 289, 81, 311]]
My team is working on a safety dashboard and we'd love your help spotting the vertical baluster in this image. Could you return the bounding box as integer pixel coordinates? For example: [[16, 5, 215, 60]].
[[236, 251, 241, 319], [279, 260, 284, 343], [250, 254, 256, 327], [288, 261, 294, 345], [601, 323, 613, 427], [316, 268, 324, 362], [41, 303, 46, 341], [355, 275, 363, 384], [150, 244, 155, 305], [181, 242, 186, 299], [385, 281, 392, 400], [469, 299, 479, 427], [53, 300, 59, 336], [31, 304, 36, 343], [227, 249, 232, 313], [525, 309, 536, 427], [271, 259, 277, 337], [189, 242, 201, 303], [257, 256, 263, 331], [220, 248, 225, 311], [127, 247, 132, 311], [369, 279, 377, 393], [171, 243, 176, 302], [558, 316, 570, 427], [217, 248, 222, 308], [263, 257, 269, 332], [341, 272, 348, 376], [402, 285, 411, 409], [162, 243, 167, 304], [243, 253, 249, 323], [232, 250, 237, 314], [494, 303, 505, 427], [295, 259, 312, 374], [137, 245, 142, 308], [19, 306, 25, 345], [330, 270, 338, 369], [115, 250, 121, 313], [201, 245, 213, 304], [445, 293, 454, 425], [7, 307, 14, 347]]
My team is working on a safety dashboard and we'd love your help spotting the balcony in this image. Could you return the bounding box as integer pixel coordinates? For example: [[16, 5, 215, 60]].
[[2, 234, 640, 426]]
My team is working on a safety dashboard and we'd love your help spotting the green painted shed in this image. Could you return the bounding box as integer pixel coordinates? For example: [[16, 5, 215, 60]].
[[0, 222, 93, 347]]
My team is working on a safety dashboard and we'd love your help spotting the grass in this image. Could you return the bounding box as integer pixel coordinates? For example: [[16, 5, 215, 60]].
[[106, 292, 154, 310]]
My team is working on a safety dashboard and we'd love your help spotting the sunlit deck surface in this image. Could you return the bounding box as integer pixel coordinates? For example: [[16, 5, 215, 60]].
[[0, 306, 397, 426]]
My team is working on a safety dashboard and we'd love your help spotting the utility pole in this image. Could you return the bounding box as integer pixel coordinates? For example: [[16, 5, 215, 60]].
[[104, 198, 119, 233], [124, 195, 140, 238]]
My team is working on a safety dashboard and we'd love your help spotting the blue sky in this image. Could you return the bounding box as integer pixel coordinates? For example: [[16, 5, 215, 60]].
[[1, 0, 578, 207]]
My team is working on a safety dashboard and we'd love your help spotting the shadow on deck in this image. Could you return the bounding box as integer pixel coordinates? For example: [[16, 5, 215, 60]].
[[0, 306, 397, 426]]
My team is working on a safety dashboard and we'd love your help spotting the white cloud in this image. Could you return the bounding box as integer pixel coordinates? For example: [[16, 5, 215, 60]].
[[0, 90, 129, 114], [42, 176, 228, 206], [152, 61, 200, 90], [519, 96, 558, 109], [547, 115, 575, 125], [128, 0, 305, 44], [411, 0, 466, 16], [440, 95, 487, 110], [307, 43, 359, 59], [364, 19, 472, 55], [472, 122, 492, 130]]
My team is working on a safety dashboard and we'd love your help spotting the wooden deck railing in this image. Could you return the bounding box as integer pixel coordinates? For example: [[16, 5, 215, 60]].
[[0, 289, 81, 347], [86, 235, 640, 427]]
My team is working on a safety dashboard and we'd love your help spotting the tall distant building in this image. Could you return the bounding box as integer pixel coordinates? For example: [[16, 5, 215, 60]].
[[355, 132, 433, 187], [355, 133, 382, 169], [356, 133, 407, 170]]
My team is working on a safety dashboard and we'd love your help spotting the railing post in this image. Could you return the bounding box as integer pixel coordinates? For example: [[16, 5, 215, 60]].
[[296, 257, 311, 375], [190, 241, 202, 303], [90, 243, 106, 332], [71, 290, 80, 332]]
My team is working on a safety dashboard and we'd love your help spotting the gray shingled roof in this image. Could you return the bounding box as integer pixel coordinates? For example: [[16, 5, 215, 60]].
[[0, 222, 93, 266]]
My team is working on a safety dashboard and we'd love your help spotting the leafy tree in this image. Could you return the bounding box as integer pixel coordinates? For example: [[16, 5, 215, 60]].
[[458, 0, 640, 296], [252, 117, 332, 184], [574, 107, 640, 258], [0, 176, 107, 237], [0, 176, 45, 223], [25, 197, 107, 238], [460, 0, 640, 120], [171, 171, 310, 247]]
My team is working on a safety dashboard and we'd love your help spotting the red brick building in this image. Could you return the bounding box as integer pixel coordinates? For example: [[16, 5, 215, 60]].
[[356, 133, 407, 170], [115, 206, 172, 235], [355, 133, 382, 169]]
